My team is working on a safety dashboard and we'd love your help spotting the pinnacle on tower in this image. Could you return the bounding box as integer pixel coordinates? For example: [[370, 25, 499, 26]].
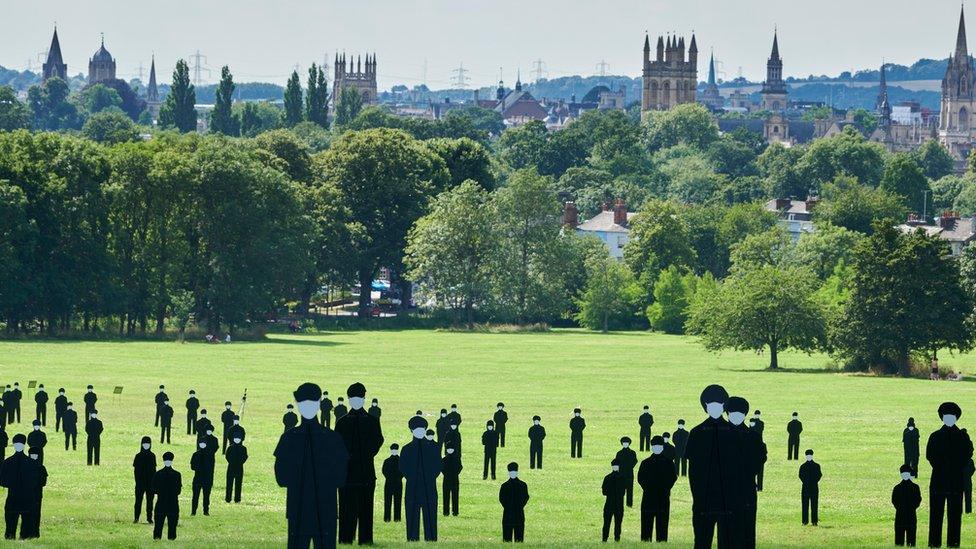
[[708, 52, 716, 86], [957, 5, 969, 57], [644, 34, 650, 51], [689, 33, 698, 53], [147, 54, 159, 102], [771, 30, 780, 59]]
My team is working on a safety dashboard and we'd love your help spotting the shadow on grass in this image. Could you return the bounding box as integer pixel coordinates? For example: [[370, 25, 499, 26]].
[[720, 366, 841, 375], [263, 336, 345, 348]]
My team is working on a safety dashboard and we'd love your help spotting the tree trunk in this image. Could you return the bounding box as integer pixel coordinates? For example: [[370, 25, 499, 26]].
[[155, 305, 166, 335], [358, 270, 372, 320], [299, 274, 315, 318], [603, 310, 609, 333], [897, 349, 912, 377], [768, 341, 779, 369], [465, 300, 474, 330]]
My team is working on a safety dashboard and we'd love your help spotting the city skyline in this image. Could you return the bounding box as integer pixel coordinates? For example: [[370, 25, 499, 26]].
[[2, 0, 968, 89]]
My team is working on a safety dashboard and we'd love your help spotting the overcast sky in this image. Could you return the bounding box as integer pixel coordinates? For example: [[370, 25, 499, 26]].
[[2, 0, 967, 89]]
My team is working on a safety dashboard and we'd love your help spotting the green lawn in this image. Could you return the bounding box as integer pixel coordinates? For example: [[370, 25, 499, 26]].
[[2, 329, 976, 547]]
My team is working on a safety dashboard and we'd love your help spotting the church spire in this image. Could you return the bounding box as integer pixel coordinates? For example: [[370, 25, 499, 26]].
[[708, 52, 716, 86], [42, 26, 67, 82], [957, 5, 969, 57], [770, 28, 780, 60], [147, 55, 159, 103], [877, 61, 891, 130], [515, 69, 522, 92]]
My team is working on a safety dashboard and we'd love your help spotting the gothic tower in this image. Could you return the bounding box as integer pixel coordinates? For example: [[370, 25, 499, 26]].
[[42, 27, 67, 82], [641, 32, 698, 113], [147, 55, 161, 121], [939, 5, 976, 159], [760, 30, 787, 112], [332, 52, 378, 106], [876, 62, 891, 131], [699, 51, 723, 109], [88, 34, 117, 85]]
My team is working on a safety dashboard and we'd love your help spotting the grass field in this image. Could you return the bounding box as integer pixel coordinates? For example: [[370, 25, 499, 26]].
[[2, 329, 976, 547]]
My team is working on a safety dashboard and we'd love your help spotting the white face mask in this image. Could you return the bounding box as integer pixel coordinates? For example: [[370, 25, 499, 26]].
[[643, 410, 649, 414], [349, 397, 365, 410], [33, 425, 40, 431], [30, 454, 38, 460], [206, 430, 213, 436], [163, 460, 173, 467], [233, 438, 241, 444], [944, 414, 958, 427], [651, 445, 663, 454], [622, 442, 630, 448], [706, 402, 724, 419], [901, 472, 912, 481], [142, 443, 151, 450], [88, 389, 92, 393], [611, 465, 619, 472], [451, 425, 457, 430], [441, 413, 447, 418], [371, 402, 378, 407], [792, 415, 798, 420], [297, 401, 319, 419], [90, 414, 98, 420], [446, 449, 455, 454], [201, 413, 207, 418], [426, 435, 434, 441], [12, 443, 24, 453], [199, 442, 206, 449], [488, 426, 494, 430], [509, 471, 519, 479], [391, 450, 399, 456], [451, 408, 457, 413], [412, 427, 427, 439], [533, 420, 540, 426], [225, 405, 232, 410], [67, 406, 72, 411], [749, 422, 756, 428], [678, 424, 685, 430], [908, 426, 915, 431], [664, 437, 670, 444], [805, 455, 813, 462], [233, 420, 239, 425], [575, 413, 580, 417], [498, 407, 503, 411], [729, 412, 746, 426], [59, 392, 64, 395]]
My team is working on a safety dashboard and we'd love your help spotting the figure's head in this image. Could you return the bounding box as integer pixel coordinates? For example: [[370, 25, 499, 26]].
[[497, 402, 505, 411], [32, 420, 40, 431], [440, 409, 447, 418], [726, 396, 749, 426], [163, 451, 174, 467], [939, 402, 962, 427], [611, 458, 620, 472], [900, 463, 913, 481], [28, 448, 39, 460], [907, 417, 915, 430], [224, 401, 232, 410], [294, 383, 323, 419], [487, 420, 494, 431], [650, 435, 664, 455], [347, 382, 367, 410], [141, 435, 152, 450], [663, 431, 671, 442], [508, 461, 519, 479], [12, 434, 25, 453], [620, 436, 631, 449], [58, 388, 65, 395], [805, 449, 814, 462], [532, 415, 541, 425], [426, 429, 435, 441], [390, 443, 400, 456], [409, 416, 428, 439], [643, 405, 649, 413], [371, 398, 378, 407], [87, 385, 93, 393], [233, 414, 240, 425], [677, 419, 686, 430], [699, 385, 728, 419]]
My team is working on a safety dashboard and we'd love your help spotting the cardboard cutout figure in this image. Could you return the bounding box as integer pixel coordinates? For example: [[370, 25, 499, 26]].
[[447, 404, 462, 429], [225, 437, 248, 503], [494, 403, 509, 448], [220, 401, 235, 454], [727, 395, 764, 548], [154, 385, 168, 427], [33, 385, 47, 426], [382, 444, 403, 523], [11, 383, 22, 424], [637, 435, 678, 542], [62, 402, 78, 451], [368, 398, 382, 421], [639, 406, 654, 452], [499, 462, 529, 542], [26, 420, 46, 465], [444, 420, 462, 458], [185, 390, 199, 435], [133, 436, 157, 523], [787, 412, 803, 461], [602, 458, 626, 542], [54, 389, 67, 432], [892, 464, 921, 547], [927, 401, 973, 548], [673, 420, 689, 477], [903, 417, 920, 477], [570, 408, 586, 458], [24, 446, 46, 539], [436, 409, 450, 451], [151, 451, 182, 540], [483, 420, 500, 480], [86, 410, 103, 465], [685, 384, 734, 548], [195, 410, 214, 442], [333, 398, 348, 423], [283, 404, 299, 433], [191, 440, 215, 515], [0, 434, 39, 540], [442, 445, 462, 516], [83, 385, 97, 426], [159, 400, 174, 444], [399, 416, 442, 541], [798, 449, 822, 525], [528, 416, 546, 470], [334, 382, 384, 544], [615, 437, 638, 508], [320, 391, 333, 428]]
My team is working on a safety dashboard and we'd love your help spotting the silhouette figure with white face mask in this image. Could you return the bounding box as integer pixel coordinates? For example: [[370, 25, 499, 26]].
[[274, 382, 349, 549], [602, 458, 626, 542], [54, 389, 67, 432], [154, 385, 168, 428], [62, 402, 78, 451], [283, 404, 299, 433], [133, 436, 157, 523], [191, 439, 215, 516], [798, 449, 821, 525], [903, 418, 920, 477], [727, 395, 764, 548], [1, 433, 39, 540], [33, 385, 47, 427], [24, 446, 46, 539], [185, 390, 199, 435], [159, 400, 174, 444], [927, 401, 973, 548], [225, 436, 248, 503], [441, 444, 462, 516], [787, 412, 803, 461], [334, 382, 384, 544], [528, 416, 546, 469], [499, 462, 529, 542], [151, 451, 182, 540], [382, 444, 403, 523], [569, 408, 586, 459], [685, 384, 734, 549], [615, 437, 638, 508], [86, 410, 103, 466], [638, 405, 654, 452], [494, 403, 509, 448], [637, 435, 677, 542], [892, 464, 921, 547], [483, 420, 500, 480], [399, 415, 442, 541], [673, 419, 690, 476], [26, 420, 46, 465]]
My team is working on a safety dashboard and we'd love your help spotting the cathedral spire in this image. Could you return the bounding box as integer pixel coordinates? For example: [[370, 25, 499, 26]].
[[515, 69, 522, 92], [708, 52, 716, 86], [770, 29, 780, 60], [42, 26, 67, 82], [147, 54, 159, 102], [957, 5, 969, 57]]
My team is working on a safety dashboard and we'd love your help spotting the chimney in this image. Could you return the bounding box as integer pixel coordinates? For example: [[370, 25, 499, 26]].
[[939, 210, 960, 229], [563, 201, 579, 229], [601, 202, 611, 212], [774, 198, 791, 210], [804, 196, 820, 213], [613, 199, 628, 226]]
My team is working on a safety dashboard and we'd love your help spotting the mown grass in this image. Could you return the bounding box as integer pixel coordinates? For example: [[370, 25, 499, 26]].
[[1, 329, 975, 547]]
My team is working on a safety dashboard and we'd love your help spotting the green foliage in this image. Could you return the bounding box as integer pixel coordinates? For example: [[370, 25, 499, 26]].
[[334, 87, 363, 128], [643, 103, 719, 152], [82, 110, 140, 144], [659, 150, 726, 204], [834, 224, 973, 374], [912, 139, 954, 180], [685, 202, 778, 277], [253, 129, 312, 183], [790, 223, 864, 279], [813, 175, 907, 234], [849, 108, 878, 135], [235, 101, 282, 138], [932, 175, 968, 212], [953, 181, 976, 216], [283, 71, 304, 127], [169, 289, 194, 341], [158, 60, 197, 133], [795, 126, 887, 191], [209, 66, 239, 136], [646, 265, 693, 334], [79, 83, 123, 115], [291, 121, 332, 152], [802, 105, 834, 121], [27, 78, 81, 131], [497, 120, 547, 171], [879, 153, 930, 214], [0, 86, 31, 131], [623, 199, 696, 286], [729, 227, 794, 273], [305, 64, 329, 127], [756, 142, 806, 199], [425, 137, 495, 191], [575, 253, 639, 332], [707, 136, 759, 179]]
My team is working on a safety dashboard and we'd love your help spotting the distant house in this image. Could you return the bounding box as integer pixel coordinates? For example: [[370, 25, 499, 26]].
[[565, 200, 634, 260], [896, 212, 976, 256], [764, 198, 817, 241]]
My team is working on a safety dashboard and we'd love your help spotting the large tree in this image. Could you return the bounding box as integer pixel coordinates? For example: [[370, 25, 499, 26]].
[[879, 153, 930, 215], [813, 175, 907, 234], [643, 103, 719, 152], [913, 139, 954, 180], [334, 87, 363, 128], [796, 126, 888, 190], [305, 64, 329, 127], [284, 70, 304, 127], [209, 66, 239, 136], [319, 128, 448, 317], [623, 199, 697, 287], [159, 59, 197, 133], [0, 86, 29, 131], [575, 253, 639, 332]]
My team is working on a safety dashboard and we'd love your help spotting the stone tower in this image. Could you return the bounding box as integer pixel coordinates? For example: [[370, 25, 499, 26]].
[[333, 53, 378, 105], [641, 32, 698, 112], [88, 34, 117, 85], [146, 55, 161, 121], [876, 62, 891, 131], [939, 6, 976, 160], [760, 30, 787, 112], [699, 51, 723, 109], [42, 27, 67, 82]]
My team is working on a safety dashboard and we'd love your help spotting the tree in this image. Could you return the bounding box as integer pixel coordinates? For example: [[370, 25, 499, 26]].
[[849, 108, 878, 135], [689, 265, 825, 369], [643, 103, 719, 151], [82, 110, 140, 144], [319, 128, 448, 317], [284, 70, 304, 126], [210, 66, 238, 136], [879, 153, 930, 215], [425, 137, 495, 191], [575, 253, 639, 332], [27, 78, 81, 131], [646, 265, 693, 334], [757, 142, 806, 199], [932, 175, 968, 212], [835, 224, 973, 375], [334, 87, 363, 127], [497, 120, 547, 172], [684, 202, 778, 278], [623, 199, 696, 284], [0, 86, 29, 131], [790, 223, 864, 279], [795, 126, 887, 190], [405, 180, 494, 327], [80, 83, 123, 114], [914, 139, 954, 180], [707, 136, 759, 179], [953, 182, 976, 216], [253, 129, 312, 183], [305, 64, 329, 127], [728, 227, 794, 273], [170, 289, 194, 342], [813, 175, 907, 234], [159, 60, 197, 133], [235, 101, 282, 137], [660, 151, 727, 204]]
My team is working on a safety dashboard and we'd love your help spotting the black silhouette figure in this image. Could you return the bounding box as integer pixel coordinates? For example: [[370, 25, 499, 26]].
[[673, 420, 689, 477], [133, 436, 157, 524], [154, 385, 168, 427], [228, 415, 246, 445], [751, 410, 765, 438], [528, 416, 545, 469], [185, 390, 199, 435], [447, 404, 462, 429], [749, 417, 767, 491], [283, 404, 299, 433], [62, 402, 78, 451], [0, 426, 8, 460], [499, 462, 529, 543], [159, 400, 174, 444], [368, 398, 381, 421], [320, 391, 333, 428], [24, 447, 46, 539], [727, 395, 765, 548], [333, 397, 348, 423], [0, 400, 6, 431], [220, 401, 235, 454], [444, 419, 462, 457], [152, 451, 182, 540], [26, 420, 46, 465], [0, 387, 10, 426], [602, 458, 626, 542], [787, 412, 803, 461], [426, 429, 436, 443], [442, 445, 462, 516], [334, 382, 384, 545], [86, 410, 103, 465], [686, 384, 734, 549], [225, 435, 248, 503], [83, 385, 96, 426], [638, 435, 678, 542], [494, 403, 509, 448], [904, 417, 920, 477], [799, 449, 821, 525], [274, 382, 350, 549], [34, 385, 47, 426], [399, 415, 442, 542], [436, 409, 450, 451], [927, 402, 973, 548], [966, 456, 975, 514], [616, 436, 638, 508], [1, 434, 39, 540], [483, 420, 500, 480], [191, 440, 215, 516], [382, 444, 403, 523], [639, 405, 654, 452], [569, 408, 586, 458], [661, 432, 677, 473], [54, 389, 67, 432], [892, 464, 921, 547], [195, 410, 213, 442], [11, 383, 22, 424]]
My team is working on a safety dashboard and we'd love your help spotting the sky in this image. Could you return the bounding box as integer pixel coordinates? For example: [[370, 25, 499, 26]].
[[2, 0, 968, 89]]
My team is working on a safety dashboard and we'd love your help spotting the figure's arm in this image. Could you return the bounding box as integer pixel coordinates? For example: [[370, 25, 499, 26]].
[[273, 436, 290, 487]]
